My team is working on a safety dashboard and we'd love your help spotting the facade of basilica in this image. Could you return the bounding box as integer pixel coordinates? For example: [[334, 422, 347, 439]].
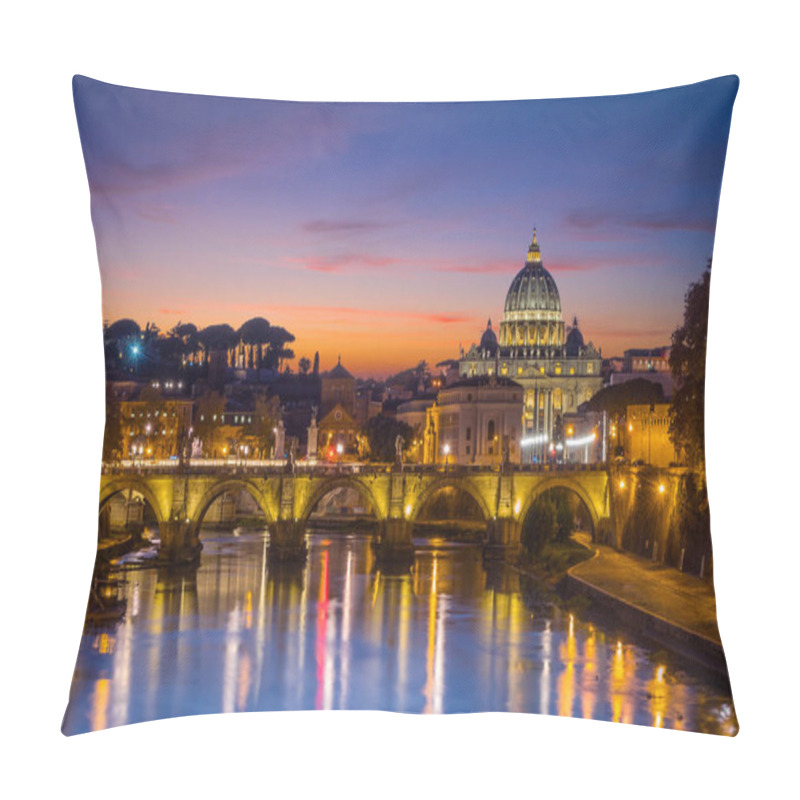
[[458, 229, 603, 462]]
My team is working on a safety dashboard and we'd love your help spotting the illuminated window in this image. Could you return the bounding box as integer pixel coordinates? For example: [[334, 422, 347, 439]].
[[569, 367, 575, 375], [555, 364, 562, 375]]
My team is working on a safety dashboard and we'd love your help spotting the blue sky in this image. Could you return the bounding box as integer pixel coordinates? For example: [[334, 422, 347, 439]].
[[74, 74, 738, 376]]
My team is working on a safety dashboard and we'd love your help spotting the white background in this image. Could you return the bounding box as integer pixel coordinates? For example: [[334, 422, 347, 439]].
[[2, 1, 797, 796]]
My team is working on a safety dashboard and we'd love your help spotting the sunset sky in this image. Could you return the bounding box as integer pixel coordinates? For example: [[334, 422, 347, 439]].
[[74, 75, 737, 377]]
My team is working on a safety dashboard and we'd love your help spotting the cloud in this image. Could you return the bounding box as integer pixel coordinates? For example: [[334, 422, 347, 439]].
[[284, 253, 402, 273], [136, 205, 178, 225], [565, 209, 715, 234], [228, 302, 475, 326], [157, 308, 186, 315], [302, 219, 388, 234]]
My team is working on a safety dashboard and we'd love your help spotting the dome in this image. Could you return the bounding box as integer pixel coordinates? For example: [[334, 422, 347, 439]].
[[479, 318, 498, 355], [565, 317, 585, 357], [499, 229, 565, 349], [503, 229, 561, 317]]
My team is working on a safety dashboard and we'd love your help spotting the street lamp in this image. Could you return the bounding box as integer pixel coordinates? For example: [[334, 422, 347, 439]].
[[336, 442, 344, 468], [443, 442, 451, 472]]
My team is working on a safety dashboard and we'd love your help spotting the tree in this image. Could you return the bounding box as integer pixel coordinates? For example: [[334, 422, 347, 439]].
[[194, 391, 226, 457], [669, 262, 711, 480], [198, 323, 237, 352], [298, 357, 311, 375], [585, 378, 665, 418], [105, 318, 141, 341], [243, 396, 280, 458], [313, 351, 320, 375], [521, 496, 557, 554], [365, 415, 413, 462]]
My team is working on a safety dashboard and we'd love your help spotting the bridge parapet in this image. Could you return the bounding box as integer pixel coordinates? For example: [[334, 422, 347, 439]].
[[99, 464, 623, 566]]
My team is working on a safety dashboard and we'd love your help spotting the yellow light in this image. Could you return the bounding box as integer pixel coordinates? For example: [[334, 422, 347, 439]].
[[658, 483, 666, 494], [628, 423, 633, 432], [404, 504, 412, 518], [514, 498, 522, 516], [619, 480, 625, 489]]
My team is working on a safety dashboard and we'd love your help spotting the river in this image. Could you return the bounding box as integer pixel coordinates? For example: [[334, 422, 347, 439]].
[[62, 528, 737, 735]]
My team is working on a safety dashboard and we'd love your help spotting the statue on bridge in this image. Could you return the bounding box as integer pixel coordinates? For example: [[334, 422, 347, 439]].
[[395, 434, 404, 467], [286, 437, 297, 474], [306, 406, 319, 464]]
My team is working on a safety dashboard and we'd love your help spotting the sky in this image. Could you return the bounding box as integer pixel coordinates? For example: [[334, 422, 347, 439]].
[[74, 75, 738, 378]]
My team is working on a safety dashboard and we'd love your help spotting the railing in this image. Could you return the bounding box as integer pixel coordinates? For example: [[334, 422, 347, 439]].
[[102, 459, 610, 477]]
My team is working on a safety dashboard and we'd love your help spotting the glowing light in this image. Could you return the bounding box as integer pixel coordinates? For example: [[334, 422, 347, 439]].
[[658, 483, 666, 494], [442, 443, 450, 455], [514, 498, 522, 516], [619, 480, 625, 489], [520, 433, 549, 446], [404, 503, 412, 518], [336, 443, 344, 455], [628, 423, 633, 432], [565, 433, 596, 447]]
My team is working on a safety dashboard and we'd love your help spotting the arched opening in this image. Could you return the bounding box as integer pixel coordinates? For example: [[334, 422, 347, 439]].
[[98, 488, 160, 546], [195, 485, 270, 541], [412, 484, 487, 542], [519, 486, 595, 567], [303, 479, 380, 535]]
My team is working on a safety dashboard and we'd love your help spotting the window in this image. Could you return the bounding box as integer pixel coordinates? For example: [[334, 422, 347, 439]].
[[466, 427, 471, 441], [487, 420, 495, 441]]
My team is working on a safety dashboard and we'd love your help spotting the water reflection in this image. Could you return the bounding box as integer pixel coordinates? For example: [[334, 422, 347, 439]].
[[63, 530, 737, 735]]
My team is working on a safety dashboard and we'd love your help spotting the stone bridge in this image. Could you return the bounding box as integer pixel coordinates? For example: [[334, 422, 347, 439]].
[[99, 463, 616, 564]]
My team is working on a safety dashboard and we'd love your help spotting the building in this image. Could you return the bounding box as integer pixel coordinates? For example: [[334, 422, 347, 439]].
[[607, 346, 675, 399], [423, 376, 524, 466], [120, 387, 194, 460], [623, 403, 680, 467], [321, 357, 356, 418], [459, 230, 603, 462]]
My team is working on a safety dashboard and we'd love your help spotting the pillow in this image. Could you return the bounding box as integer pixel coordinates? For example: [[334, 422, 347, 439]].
[[64, 75, 738, 735]]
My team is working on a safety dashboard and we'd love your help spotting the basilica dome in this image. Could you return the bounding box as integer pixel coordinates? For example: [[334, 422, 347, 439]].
[[565, 317, 585, 356], [499, 230, 565, 349], [479, 319, 498, 355]]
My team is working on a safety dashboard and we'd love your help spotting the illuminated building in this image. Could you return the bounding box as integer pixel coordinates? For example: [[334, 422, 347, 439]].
[[422, 376, 524, 466], [623, 403, 680, 467], [318, 358, 360, 456], [320, 357, 356, 418], [459, 230, 603, 461], [120, 390, 193, 460]]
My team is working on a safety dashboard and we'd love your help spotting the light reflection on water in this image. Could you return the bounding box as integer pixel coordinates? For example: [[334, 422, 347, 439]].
[[63, 530, 737, 735]]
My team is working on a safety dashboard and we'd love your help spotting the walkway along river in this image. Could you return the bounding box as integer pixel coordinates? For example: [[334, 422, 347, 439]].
[[63, 528, 738, 735]]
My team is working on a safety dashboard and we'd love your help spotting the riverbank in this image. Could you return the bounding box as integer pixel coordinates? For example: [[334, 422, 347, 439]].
[[566, 533, 728, 674]]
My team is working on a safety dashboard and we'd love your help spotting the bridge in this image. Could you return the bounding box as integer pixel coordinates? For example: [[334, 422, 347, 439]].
[[99, 462, 623, 565]]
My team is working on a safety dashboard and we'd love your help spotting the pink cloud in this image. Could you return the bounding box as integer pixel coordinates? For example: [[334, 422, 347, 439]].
[[284, 254, 403, 272]]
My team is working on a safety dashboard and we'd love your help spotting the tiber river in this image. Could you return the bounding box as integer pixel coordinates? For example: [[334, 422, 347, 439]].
[[63, 528, 738, 735]]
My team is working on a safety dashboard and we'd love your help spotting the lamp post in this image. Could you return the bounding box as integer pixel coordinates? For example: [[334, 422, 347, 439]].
[[336, 441, 344, 470], [443, 442, 450, 472]]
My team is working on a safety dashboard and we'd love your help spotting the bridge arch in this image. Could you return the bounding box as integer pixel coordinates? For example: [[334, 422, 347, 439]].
[[99, 478, 167, 525], [517, 476, 600, 535], [191, 479, 276, 531], [408, 476, 492, 524], [298, 475, 385, 526]]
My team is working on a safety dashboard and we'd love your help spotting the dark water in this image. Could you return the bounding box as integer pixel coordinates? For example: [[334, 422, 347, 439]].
[[63, 529, 737, 735]]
